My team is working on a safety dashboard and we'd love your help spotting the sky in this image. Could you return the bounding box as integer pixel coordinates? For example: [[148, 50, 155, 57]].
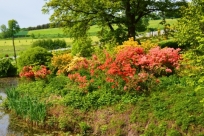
[[0, 0, 51, 28]]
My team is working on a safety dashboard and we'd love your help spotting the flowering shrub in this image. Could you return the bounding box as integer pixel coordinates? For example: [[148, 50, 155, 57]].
[[34, 65, 51, 79], [19, 66, 35, 79], [68, 73, 88, 91], [20, 65, 51, 80], [114, 37, 157, 53], [51, 53, 73, 74], [146, 47, 181, 75], [97, 46, 181, 91], [61, 40, 181, 92], [67, 56, 89, 72]]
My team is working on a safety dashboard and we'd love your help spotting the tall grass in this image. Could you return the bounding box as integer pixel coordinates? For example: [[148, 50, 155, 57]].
[[6, 88, 46, 124]]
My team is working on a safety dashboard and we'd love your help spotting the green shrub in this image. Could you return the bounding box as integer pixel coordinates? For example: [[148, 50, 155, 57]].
[[158, 39, 179, 49], [71, 37, 94, 57], [32, 39, 67, 50], [0, 57, 17, 77], [17, 47, 53, 71]]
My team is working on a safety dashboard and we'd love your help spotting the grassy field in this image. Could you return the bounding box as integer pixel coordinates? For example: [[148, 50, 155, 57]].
[[27, 28, 64, 35], [147, 19, 178, 29], [0, 36, 99, 58]]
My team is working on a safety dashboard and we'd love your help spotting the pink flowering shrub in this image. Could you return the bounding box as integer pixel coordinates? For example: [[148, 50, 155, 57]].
[[68, 73, 88, 89], [65, 45, 181, 92], [19, 66, 35, 80], [96, 46, 181, 91], [20, 65, 51, 80]]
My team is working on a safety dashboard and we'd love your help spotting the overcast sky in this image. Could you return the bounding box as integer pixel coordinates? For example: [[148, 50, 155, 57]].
[[0, 0, 51, 28]]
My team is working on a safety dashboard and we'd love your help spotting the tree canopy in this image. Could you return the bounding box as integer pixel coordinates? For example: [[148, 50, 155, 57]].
[[0, 20, 20, 39], [43, 0, 187, 43], [8, 19, 20, 36], [174, 0, 204, 49]]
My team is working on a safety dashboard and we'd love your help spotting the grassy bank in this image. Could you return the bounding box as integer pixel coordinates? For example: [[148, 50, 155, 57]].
[[5, 75, 204, 135]]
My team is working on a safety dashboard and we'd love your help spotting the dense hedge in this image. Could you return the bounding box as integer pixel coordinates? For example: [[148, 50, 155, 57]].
[[32, 39, 67, 50]]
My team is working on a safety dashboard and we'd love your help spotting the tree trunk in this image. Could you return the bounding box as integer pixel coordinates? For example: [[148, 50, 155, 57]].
[[12, 35, 17, 66], [125, 0, 136, 40]]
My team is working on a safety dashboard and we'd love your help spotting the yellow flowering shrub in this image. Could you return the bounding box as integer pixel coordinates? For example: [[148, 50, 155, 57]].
[[67, 56, 88, 72], [51, 53, 73, 74], [114, 37, 139, 53], [114, 37, 158, 53], [140, 40, 158, 51]]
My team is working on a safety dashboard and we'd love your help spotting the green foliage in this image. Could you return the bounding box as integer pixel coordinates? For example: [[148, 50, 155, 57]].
[[32, 39, 67, 50], [0, 57, 17, 77], [17, 47, 53, 71], [174, 0, 204, 48], [79, 121, 91, 135], [6, 87, 46, 123], [71, 37, 94, 57], [0, 24, 11, 38], [43, 0, 186, 43], [5, 66, 204, 135], [158, 39, 179, 49], [8, 19, 20, 36]]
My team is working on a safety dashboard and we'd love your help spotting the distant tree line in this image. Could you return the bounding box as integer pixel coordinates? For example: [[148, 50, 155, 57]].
[[26, 22, 64, 31]]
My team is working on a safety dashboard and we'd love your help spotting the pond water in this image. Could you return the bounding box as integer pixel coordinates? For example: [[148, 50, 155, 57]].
[[0, 77, 46, 136]]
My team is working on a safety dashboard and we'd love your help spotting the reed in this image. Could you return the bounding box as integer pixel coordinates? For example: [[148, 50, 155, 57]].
[[6, 88, 46, 123]]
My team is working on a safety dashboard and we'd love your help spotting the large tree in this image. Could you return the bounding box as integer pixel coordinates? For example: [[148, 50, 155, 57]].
[[43, 0, 187, 43], [8, 19, 20, 65]]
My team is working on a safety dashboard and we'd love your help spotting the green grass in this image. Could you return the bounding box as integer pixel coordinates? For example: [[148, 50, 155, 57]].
[[148, 19, 178, 29], [27, 28, 64, 35], [0, 36, 99, 58]]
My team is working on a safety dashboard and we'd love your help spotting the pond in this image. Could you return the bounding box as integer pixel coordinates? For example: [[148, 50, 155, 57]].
[[0, 77, 47, 135]]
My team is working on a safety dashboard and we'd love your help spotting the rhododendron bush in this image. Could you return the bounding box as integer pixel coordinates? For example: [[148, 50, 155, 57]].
[[51, 53, 73, 75], [20, 65, 51, 80], [115, 37, 158, 53], [67, 45, 182, 92]]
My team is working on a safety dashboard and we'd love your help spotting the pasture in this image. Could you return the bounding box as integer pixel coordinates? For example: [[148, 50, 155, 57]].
[[0, 36, 99, 58], [147, 18, 178, 29]]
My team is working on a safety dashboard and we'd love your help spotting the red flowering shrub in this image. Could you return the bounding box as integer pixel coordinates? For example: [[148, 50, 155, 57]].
[[19, 66, 35, 79], [34, 65, 51, 79], [65, 44, 181, 92], [96, 46, 181, 91], [19, 65, 51, 80], [68, 73, 88, 89]]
